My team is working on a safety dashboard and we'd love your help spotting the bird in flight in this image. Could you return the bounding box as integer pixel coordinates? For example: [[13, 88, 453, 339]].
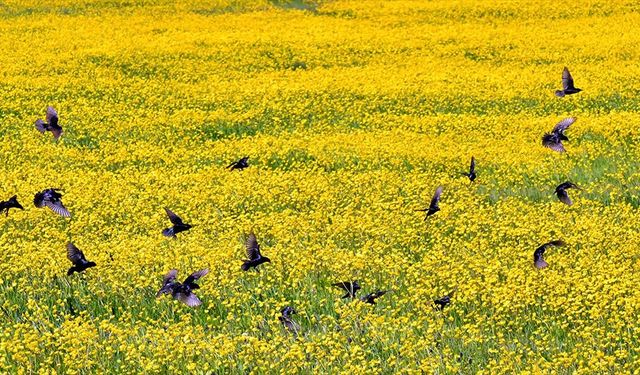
[[227, 156, 249, 171], [33, 188, 71, 217], [416, 186, 443, 219], [463, 156, 476, 182], [0, 195, 23, 216], [278, 306, 301, 334], [555, 182, 580, 206], [555, 67, 582, 97], [34, 106, 63, 139], [156, 269, 209, 307], [434, 287, 457, 310], [360, 290, 389, 305], [241, 233, 271, 271], [162, 208, 193, 237], [332, 280, 361, 299], [534, 240, 565, 269], [542, 117, 576, 152], [66, 242, 96, 275]]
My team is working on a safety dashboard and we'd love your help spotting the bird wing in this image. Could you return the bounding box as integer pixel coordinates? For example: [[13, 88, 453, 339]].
[[45, 200, 71, 217], [533, 244, 547, 262], [429, 186, 443, 209], [34, 119, 47, 133], [553, 117, 576, 133], [183, 268, 209, 285], [332, 281, 352, 292], [562, 67, 575, 90], [469, 156, 475, 174], [245, 233, 261, 260], [175, 292, 202, 307], [162, 269, 178, 286], [557, 190, 573, 205], [66, 242, 86, 264], [542, 135, 566, 152], [164, 208, 184, 225], [46, 107, 58, 126]]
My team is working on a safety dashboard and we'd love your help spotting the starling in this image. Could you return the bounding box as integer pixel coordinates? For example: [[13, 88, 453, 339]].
[[0, 195, 24, 216], [33, 188, 70, 217], [156, 269, 209, 307], [278, 306, 300, 333], [555, 182, 580, 206], [555, 67, 582, 97], [66, 242, 96, 275], [162, 208, 193, 237], [534, 240, 565, 269], [332, 280, 361, 299], [434, 288, 457, 310], [34, 106, 63, 139], [241, 233, 271, 271], [416, 186, 443, 219], [227, 156, 249, 171], [542, 117, 576, 152], [463, 156, 476, 182], [360, 290, 388, 305]]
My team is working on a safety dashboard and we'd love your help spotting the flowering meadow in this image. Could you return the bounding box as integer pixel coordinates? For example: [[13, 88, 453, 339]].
[[1, 0, 640, 373]]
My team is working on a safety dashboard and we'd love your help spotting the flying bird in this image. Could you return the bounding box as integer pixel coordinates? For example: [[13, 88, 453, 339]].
[[66, 242, 96, 275], [34, 106, 63, 139], [33, 188, 70, 217], [555, 182, 580, 206], [416, 186, 443, 219], [534, 240, 565, 269], [555, 67, 582, 97], [156, 269, 209, 307], [542, 117, 576, 152], [434, 288, 457, 310], [332, 280, 361, 299], [227, 156, 249, 171], [0, 195, 23, 216], [162, 208, 193, 237], [360, 290, 388, 305], [278, 306, 301, 334], [463, 157, 476, 182], [241, 233, 271, 271]]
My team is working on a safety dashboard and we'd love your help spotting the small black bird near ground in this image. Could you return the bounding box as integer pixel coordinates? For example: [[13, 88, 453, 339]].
[[463, 157, 476, 182], [162, 208, 193, 237], [534, 240, 565, 269], [279, 306, 300, 334], [555, 67, 582, 97], [66, 242, 96, 275], [0, 195, 23, 216], [416, 186, 443, 219], [332, 280, 361, 299], [156, 269, 209, 307], [227, 156, 249, 171], [34, 106, 63, 139], [542, 117, 576, 152], [555, 182, 580, 206], [434, 287, 457, 310], [241, 233, 271, 271], [33, 188, 71, 217], [360, 290, 389, 305]]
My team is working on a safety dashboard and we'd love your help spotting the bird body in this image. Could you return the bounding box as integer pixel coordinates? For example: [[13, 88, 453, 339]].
[[555, 67, 582, 97], [227, 156, 249, 171], [434, 288, 457, 310], [534, 240, 566, 269], [555, 182, 580, 205], [416, 186, 443, 219], [360, 290, 388, 305], [241, 233, 271, 271], [66, 242, 96, 275], [33, 188, 71, 217], [542, 117, 576, 152], [279, 306, 300, 334], [0, 195, 23, 216], [162, 208, 192, 237], [34, 106, 63, 139], [156, 269, 209, 307], [332, 280, 361, 299]]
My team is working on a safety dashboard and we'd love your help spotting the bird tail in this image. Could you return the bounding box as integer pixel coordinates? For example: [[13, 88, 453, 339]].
[[555, 90, 565, 97], [162, 227, 175, 237]]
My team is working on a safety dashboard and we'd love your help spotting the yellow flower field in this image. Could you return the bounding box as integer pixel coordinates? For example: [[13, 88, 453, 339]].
[[1, 0, 640, 373]]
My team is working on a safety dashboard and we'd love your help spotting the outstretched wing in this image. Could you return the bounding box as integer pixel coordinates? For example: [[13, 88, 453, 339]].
[[162, 269, 178, 286], [562, 67, 575, 90], [46, 106, 59, 126], [429, 186, 443, 210], [557, 189, 573, 205], [552, 117, 576, 134], [66, 242, 87, 265], [164, 208, 184, 225], [183, 268, 209, 285], [175, 292, 202, 307], [245, 233, 261, 260], [34, 119, 47, 133], [46, 200, 71, 217], [469, 157, 475, 174]]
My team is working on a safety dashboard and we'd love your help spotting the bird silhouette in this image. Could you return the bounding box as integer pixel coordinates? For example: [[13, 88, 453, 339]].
[[33, 188, 70, 217], [555, 67, 582, 97], [555, 182, 580, 206], [156, 269, 209, 307], [416, 186, 443, 219], [534, 240, 565, 269], [66, 242, 96, 275], [332, 280, 361, 299], [0, 195, 23, 216], [241, 233, 271, 271], [34, 106, 63, 139], [278, 306, 300, 334], [542, 117, 576, 152], [360, 290, 388, 305], [434, 287, 457, 310], [463, 157, 476, 182], [162, 208, 192, 237], [227, 156, 249, 171]]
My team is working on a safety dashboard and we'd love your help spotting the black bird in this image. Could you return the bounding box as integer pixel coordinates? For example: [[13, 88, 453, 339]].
[[555, 182, 580, 206], [0, 195, 24, 216], [542, 117, 576, 152], [534, 240, 565, 269], [227, 156, 249, 171], [162, 208, 193, 237], [66, 242, 96, 275], [156, 269, 209, 307], [360, 290, 388, 305], [555, 67, 582, 97], [416, 186, 443, 219], [278, 306, 300, 333], [332, 280, 361, 299], [33, 188, 70, 217], [434, 288, 457, 310], [241, 233, 271, 271], [34, 106, 63, 139], [463, 156, 476, 182]]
